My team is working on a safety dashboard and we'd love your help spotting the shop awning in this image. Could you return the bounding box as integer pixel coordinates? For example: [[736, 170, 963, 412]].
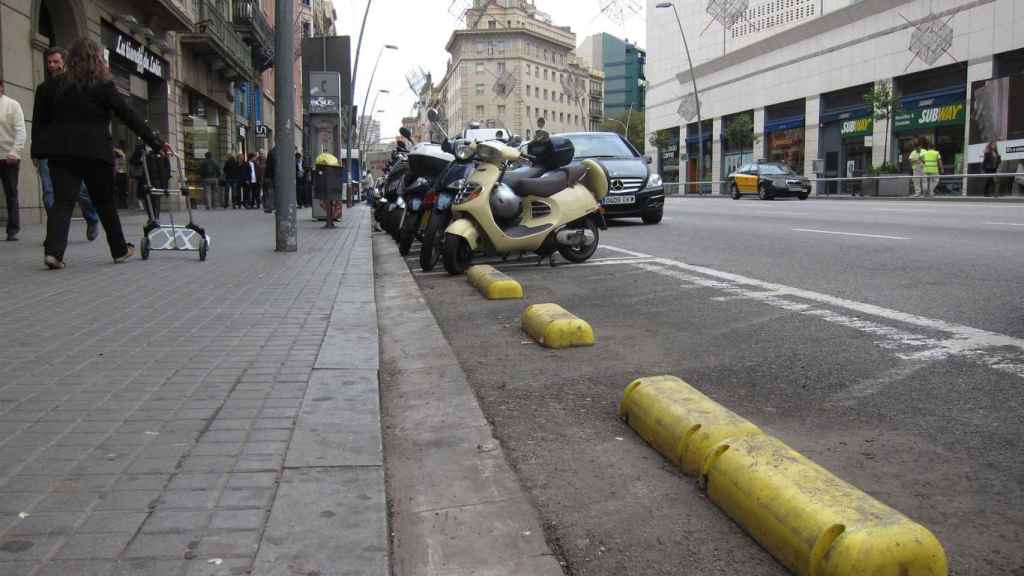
[[764, 114, 805, 133], [819, 104, 871, 125], [899, 85, 966, 109], [684, 132, 713, 144]]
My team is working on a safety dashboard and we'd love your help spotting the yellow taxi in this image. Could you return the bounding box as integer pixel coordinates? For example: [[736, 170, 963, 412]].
[[729, 161, 811, 200]]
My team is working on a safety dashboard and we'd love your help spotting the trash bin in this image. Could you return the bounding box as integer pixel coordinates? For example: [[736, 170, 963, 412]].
[[313, 153, 343, 222]]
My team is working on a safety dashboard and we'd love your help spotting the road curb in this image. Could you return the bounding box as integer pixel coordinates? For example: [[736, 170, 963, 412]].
[[467, 264, 524, 299], [620, 375, 948, 576], [521, 303, 594, 349]]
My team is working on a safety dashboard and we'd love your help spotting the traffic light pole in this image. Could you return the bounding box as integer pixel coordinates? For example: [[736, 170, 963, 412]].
[[274, 0, 297, 251]]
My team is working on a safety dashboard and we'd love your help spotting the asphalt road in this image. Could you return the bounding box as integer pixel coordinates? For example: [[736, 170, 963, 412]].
[[398, 197, 1024, 576]]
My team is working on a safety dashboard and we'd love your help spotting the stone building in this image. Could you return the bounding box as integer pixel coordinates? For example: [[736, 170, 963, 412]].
[[438, 0, 604, 140]]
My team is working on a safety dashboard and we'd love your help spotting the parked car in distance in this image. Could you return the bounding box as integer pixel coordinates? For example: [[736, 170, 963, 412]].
[[730, 162, 811, 200], [558, 131, 665, 224]]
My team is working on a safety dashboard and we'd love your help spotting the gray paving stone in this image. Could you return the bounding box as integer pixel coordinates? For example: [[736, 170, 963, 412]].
[[54, 531, 134, 559], [209, 509, 265, 531], [5, 512, 83, 536], [78, 511, 149, 534], [34, 560, 115, 576], [285, 369, 381, 468], [195, 530, 261, 557]]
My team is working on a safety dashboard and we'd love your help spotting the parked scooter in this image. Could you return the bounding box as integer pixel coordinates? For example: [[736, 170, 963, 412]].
[[419, 159, 474, 271], [432, 111, 609, 275], [398, 138, 454, 256], [378, 132, 412, 240]]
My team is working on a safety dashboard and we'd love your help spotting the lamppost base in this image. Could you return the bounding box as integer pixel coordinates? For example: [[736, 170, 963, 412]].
[[275, 203, 298, 252]]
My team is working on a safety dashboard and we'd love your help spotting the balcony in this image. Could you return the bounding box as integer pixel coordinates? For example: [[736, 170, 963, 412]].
[[182, 0, 254, 79], [233, 0, 275, 72], [150, 0, 195, 31]]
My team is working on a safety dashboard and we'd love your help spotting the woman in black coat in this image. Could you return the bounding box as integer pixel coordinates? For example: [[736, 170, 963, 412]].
[[32, 38, 168, 269]]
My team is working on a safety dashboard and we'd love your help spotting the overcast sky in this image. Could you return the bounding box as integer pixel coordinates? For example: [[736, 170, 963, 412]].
[[329, 0, 647, 142]]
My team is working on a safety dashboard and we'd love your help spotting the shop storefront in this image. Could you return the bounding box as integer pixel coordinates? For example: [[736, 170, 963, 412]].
[[182, 91, 228, 184], [967, 57, 1024, 194], [765, 100, 806, 174], [656, 127, 680, 185], [818, 84, 874, 195], [893, 86, 966, 194], [721, 112, 755, 188], [102, 21, 170, 154], [685, 120, 712, 194]]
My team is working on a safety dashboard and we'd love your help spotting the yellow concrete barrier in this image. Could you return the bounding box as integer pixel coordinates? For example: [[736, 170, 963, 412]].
[[466, 265, 523, 300], [617, 375, 762, 476], [703, 434, 948, 576], [521, 303, 594, 348]]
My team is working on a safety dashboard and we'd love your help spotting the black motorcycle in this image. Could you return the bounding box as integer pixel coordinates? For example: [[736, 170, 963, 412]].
[[398, 142, 454, 256], [419, 159, 473, 271]]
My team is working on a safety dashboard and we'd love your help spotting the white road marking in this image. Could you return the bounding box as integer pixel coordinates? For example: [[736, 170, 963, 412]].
[[871, 208, 936, 213], [603, 244, 1024, 381], [412, 255, 657, 277], [987, 222, 1024, 227], [792, 228, 910, 240]]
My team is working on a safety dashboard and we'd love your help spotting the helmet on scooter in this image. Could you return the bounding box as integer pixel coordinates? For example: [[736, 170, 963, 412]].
[[490, 183, 521, 222]]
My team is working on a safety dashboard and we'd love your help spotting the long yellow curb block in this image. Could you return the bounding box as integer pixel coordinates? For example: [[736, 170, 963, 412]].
[[521, 303, 594, 348], [702, 434, 948, 576], [617, 375, 762, 476], [466, 265, 523, 300]]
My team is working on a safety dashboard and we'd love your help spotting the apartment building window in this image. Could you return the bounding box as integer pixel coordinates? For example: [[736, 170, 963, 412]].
[[543, 69, 548, 81], [476, 84, 485, 96], [488, 20, 496, 29], [543, 89, 548, 100], [560, 93, 564, 104], [544, 49, 549, 61], [497, 62, 506, 75], [534, 87, 539, 98], [525, 64, 530, 76], [476, 62, 484, 74], [526, 106, 531, 119], [559, 112, 564, 123], [302, 21, 311, 38], [525, 84, 530, 97], [497, 105, 506, 117], [476, 105, 485, 117]]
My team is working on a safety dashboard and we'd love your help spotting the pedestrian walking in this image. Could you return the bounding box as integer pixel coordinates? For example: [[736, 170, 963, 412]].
[[35, 46, 100, 241], [296, 152, 308, 207], [982, 141, 1002, 197], [921, 142, 943, 197], [32, 37, 170, 269], [113, 140, 129, 209], [908, 137, 926, 197], [223, 153, 240, 208], [0, 77, 27, 241], [244, 152, 258, 208], [199, 151, 221, 209]]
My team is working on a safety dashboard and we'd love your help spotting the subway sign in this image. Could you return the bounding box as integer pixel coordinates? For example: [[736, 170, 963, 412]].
[[893, 101, 965, 131], [840, 116, 873, 137]]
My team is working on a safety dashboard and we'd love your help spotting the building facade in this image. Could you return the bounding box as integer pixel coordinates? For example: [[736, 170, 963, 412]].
[[578, 32, 646, 119], [0, 0, 326, 224], [646, 0, 1024, 195], [438, 0, 604, 140]]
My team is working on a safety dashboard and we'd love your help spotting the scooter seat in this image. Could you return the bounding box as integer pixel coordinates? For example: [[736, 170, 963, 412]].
[[513, 165, 588, 198], [502, 166, 546, 192]]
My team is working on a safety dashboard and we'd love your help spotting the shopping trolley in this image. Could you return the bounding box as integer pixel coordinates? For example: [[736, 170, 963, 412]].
[[139, 151, 210, 261]]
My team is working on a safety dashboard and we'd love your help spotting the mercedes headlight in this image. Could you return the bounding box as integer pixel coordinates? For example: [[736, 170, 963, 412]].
[[647, 173, 663, 188], [454, 142, 474, 161]]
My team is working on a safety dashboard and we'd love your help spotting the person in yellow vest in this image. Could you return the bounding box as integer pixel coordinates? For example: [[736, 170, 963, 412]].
[[921, 143, 943, 197], [908, 137, 926, 197]]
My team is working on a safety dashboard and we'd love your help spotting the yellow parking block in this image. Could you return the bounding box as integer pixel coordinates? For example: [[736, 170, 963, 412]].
[[466, 265, 523, 300], [617, 375, 762, 476], [703, 434, 948, 576], [521, 303, 594, 348]]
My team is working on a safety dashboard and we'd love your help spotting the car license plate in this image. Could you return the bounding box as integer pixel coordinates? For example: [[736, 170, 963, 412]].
[[603, 195, 635, 205], [789, 186, 803, 192]]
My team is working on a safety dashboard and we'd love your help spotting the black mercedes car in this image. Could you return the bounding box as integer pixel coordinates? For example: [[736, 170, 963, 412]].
[[558, 131, 665, 224]]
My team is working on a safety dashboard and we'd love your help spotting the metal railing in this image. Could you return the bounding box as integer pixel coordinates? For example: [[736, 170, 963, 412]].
[[191, 0, 253, 74], [663, 172, 1024, 197], [233, 0, 274, 48]]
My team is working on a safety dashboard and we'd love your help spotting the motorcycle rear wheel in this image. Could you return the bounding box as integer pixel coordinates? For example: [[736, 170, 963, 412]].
[[398, 209, 420, 256], [420, 210, 450, 272], [557, 217, 600, 263], [443, 233, 472, 275]]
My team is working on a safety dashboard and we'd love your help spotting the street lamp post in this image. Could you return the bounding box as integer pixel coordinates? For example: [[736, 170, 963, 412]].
[[657, 2, 705, 194], [344, 0, 374, 210], [273, 0, 296, 251], [359, 90, 389, 155], [356, 44, 398, 162]]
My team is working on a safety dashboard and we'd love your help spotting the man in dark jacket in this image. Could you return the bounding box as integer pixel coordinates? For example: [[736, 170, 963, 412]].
[[199, 152, 221, 209]]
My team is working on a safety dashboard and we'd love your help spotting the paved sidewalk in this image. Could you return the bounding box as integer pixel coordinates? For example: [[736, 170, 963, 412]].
[[0, 206, 384, 576]]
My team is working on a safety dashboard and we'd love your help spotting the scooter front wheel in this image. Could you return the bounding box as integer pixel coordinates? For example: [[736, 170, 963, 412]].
[[443, 233, 473, 275], [557, 217, 600, 263], [420, 210, 450, 272]]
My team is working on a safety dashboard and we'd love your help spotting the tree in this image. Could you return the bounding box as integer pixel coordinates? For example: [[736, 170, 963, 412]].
[[724, 112, 758, 151], [647, 128, 673, 152], [599, 108, 645, 152], [863, 81, 901, 170]]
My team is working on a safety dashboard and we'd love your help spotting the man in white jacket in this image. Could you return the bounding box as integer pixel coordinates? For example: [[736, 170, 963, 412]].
[[0, 78, 27, 241]]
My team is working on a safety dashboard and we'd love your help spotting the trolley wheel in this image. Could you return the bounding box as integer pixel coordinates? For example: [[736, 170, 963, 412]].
[[199, 237, 209, 261], [141, 237, 150, 260]]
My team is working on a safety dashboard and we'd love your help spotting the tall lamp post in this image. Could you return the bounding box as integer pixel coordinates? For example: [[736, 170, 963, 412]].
[[344, 0, 374, 209], [273, 0, 296, 251], [656, 2, 704, 194], [356, 44, 397, 161], [359, 89, 390, 158]]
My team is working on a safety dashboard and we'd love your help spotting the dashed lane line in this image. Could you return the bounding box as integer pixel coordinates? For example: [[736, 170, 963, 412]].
[[791, 228, 910, 240], [602, 244, 1024, 381]]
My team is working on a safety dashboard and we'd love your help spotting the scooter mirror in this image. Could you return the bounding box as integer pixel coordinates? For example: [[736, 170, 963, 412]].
[[536, 117, 546, 129], [427, 108, 440, 123], [509, 135, 522, 147], [399, 127, 412, 140]]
